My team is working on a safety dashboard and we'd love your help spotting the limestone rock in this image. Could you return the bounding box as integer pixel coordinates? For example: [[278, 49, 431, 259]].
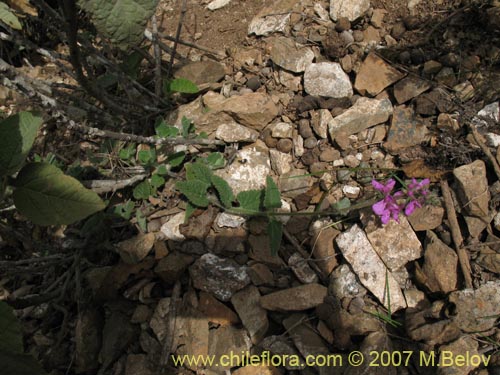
[[231, 286, 269, 344], [304, 62, 353, 98], [116, 233, 155, 264], [215, 123, 259, 143], [330, 0, 370, 21], [407, 205, 445, 231], [328, 264, 367, 299], [208, 326, 252, 371], [269, 36, 315, 73], [174, 60, 225, 85], [260, 283, 327, 311], [384, 106, 429, 153], [154, 252, 194, 284], [453, 160, 490, 217], [270, 149, 292, 175], [198, 291, 240, 326], [355, 53, 405, 96], [393, 76, 432, 104], [248, 0, 301, 36]]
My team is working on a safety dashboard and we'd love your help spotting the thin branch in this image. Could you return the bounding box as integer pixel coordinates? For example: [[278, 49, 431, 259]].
[[167, 0, 188, 79], [469, 126, 500, 181], [151, 15, 163, 99], [67, 120, 224, 146], [82, 174, 148, 194], [151, 30, 225, 58]]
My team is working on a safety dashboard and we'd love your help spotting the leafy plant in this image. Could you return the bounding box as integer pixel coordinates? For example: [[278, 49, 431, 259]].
[[0, 112, 106, 225], [0, 2, 22, 30], [176, 162, 284, 255]]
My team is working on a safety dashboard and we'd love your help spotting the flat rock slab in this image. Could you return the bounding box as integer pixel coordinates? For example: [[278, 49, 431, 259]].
[[198, 291, 240, 326], [328, 97, 393, 139], [420, 231, 458, 293], [189, 253, 250, 301], [215, 122, 259, 143], [269, 36, 314, 73], [248, 0, 300, 36], [393, 75, 432, 104], [355, 53, 405, 96], [203, 91, 278, 130], [304, 62, 353, 98], [259, 283, 327, 311], [231, 285, 269, 344], [362, 214, 423, 271], [448, 281, 500, 332], [208, 325, 252, 371], [407, 205, 445, 231], [215, 145, 271, 195], [384, 105, 429, 153], [336, 225, 407, 311], [330, 0, 370, 21], [453, 160, 490, 217], [174, 60, 225, 85]]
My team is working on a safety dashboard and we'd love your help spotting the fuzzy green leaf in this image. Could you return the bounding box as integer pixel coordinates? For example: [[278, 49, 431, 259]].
[[264, 176, 282, 209], [12, 163, 106, 225], [137, 149, 156, 166], [166, 151, 185, 167], [0, 3, 22, 30], [133, 180, 152, 200], [79, 0, 158, 49], [205, 152, 225, 169], [166, 78, 199, 94], [155, 121, 179, 138], [184, 202, 196, 223], [185, 162, 212, 185], [0, 111, 43, 176], [236, 190, 263, 213], [268, 219, 283, 256], [150, 174, 165, 189], [176, 180, 210, 207], [210, 174, 234, 208]]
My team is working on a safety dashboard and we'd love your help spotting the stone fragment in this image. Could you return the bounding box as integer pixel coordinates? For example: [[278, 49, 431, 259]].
[[355, 53, 405, 96], [328, 264, 366, 299], [453, 160, 489, 217], [437, 336, 480, 375], [215, 145, 271, 195], [407, 205, 445, 231], [260, 335, 305, 370], [216, 212, 246, 228], [189, 253, 250, 301], [269, 149, 293, 175], [464, 214, 493, 238], [472, 102, 499, 128], [248, 0, 300, 36], [371, 9, 387, 28], [180, 206, 218, 242], [393, 76, 432, 104], [278, 70, 301, 91], [328, 97, 393, 140], [125, 354, 154, 375], [75, 309, 102, 373], [215, 123, 259, 143], [231, 286, 269, 344], [304, 62, 353, 98], [314, 109, 332, 139], [335, 225, 406, 311], [269, 36, 315, 73], [448, 281, 500, 332], [116, 233, 155, 264], [203, 91, 278, 130], [288, 252, 318, 284], [419, 231, 458, 293], [362, 212, 423, 271], [174, 60, 225, 85], [477, 246, 500, 274], [198, 291, 240, 326], [314, 3, 330, 21], [330, 0, 370, 21], [271, 122, 293, 138], [208, 326, 252, 371], [248, 235, 286, 267], [160, 212, 186, 241], [207, 0, 231, 11], [155, 252, 194, 284], [149, 298, 171, 341], [309, 222, 339, 278], [247, 263, 274, 286], [384, 106, 429, 153], [280, 169, 314, 198], [260, 284, 328, 311]]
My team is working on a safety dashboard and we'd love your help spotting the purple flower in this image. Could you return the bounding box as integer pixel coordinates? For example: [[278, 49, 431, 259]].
[[373, 195, 403, 224], [372, 178, 396, 195]]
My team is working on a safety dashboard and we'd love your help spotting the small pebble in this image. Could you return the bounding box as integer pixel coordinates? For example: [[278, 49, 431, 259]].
[[391, 22, 406, 40], [410, 49, 425, 65], [399, 51, 411, 64], [304, 137, 318, 149], [440, 52, 460, 68], [246, 76, 261, 91], [335, 17, 351, 32], [352, 30, 364, 42], [277, 138, 293, 153], [344, 154, 360, 168], [320, 148, 340, 162], [301, 151, 317, 166], [264, 134, 278, 148], [298, 119, 313, 138], [337, 169, 352, 182], [339, 31, 354, 45]]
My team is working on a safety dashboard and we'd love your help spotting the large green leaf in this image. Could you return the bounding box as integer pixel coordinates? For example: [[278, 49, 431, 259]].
[[236, 190, 263, 213], [264, 176, 282, 209], [210, 174, 234, 208], [79, 0, 159, 49], [0, 3, 22, 30], [176, 180, 210, 208], [0, 302, 47, 375], [12, 163, 106, 225], [185, 162, 213, 185], [0, 112, 43, 177], [165, 78, 199, 94], [267, 219, 283, 256]]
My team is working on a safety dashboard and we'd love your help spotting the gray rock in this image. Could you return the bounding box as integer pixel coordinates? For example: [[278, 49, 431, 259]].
[[271, 121, 293, 138], [260, 283, 328, 311], [248, 0, 300, 36], [207, 0, 231, 10], [330, 0, 370, 21], [279, 168, 313, 198], [472, 102, 499, 128], [189, 253, 250, 301], [215, 145, 271, 195], [393, 76, 432, 104], [269, 149, 292, 175], [260, 335, 306, 370], [453, 160, 490, 217], [288, 252, 319, 284], [328, 264, 367, 299], [384, 105, 429, 153], [231, 286, 268, 344], [328, 98, 393, 140], [160, 212, 186, 241], [269, 36, 315, 73], [313, 109, 333, 139], [216, 213, 246, 228], [336, 225, 407, 311], [215, 122, 259, 143], [304, 62, 353, 98], [208, 326, 251, 371]]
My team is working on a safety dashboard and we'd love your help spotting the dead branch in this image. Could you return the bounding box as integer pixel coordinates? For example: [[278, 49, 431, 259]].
[[166, 0, 188, 79]]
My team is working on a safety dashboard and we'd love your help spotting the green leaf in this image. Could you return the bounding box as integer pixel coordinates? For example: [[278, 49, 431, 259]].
[[113, 200, 135, 220], [0, 302, 47, 375], [176, 180, 210, 207], [0, 112, 43, 176], [166, 151, 185, 167], [236, 190, 263, 213], [205, 152, 225, 169], [184, 202, 196, 223], [79, 0, 159, 49], [210, 175, 234, 208], [120, 50, 144, 79], [150, 174, 165, 189], [166, 78, 199, 94], [268, 219, 283, 256], [185, 162, 212, 185], [118, 144, 136, 160], [12, 163, 106, 226], [155, 121, 179, 138], [155, 164, 169, 176], [333, 197, 351, 215], [181, 116, 195, 138], [136, 210, 147, 232], [137, 149, 156, 166], [0, 3, 22, 30], [264, 176, 282, 209], [133, 180, 152, 200]]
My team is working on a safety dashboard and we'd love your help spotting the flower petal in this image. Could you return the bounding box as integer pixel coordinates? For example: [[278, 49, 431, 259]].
[[372, 179, 385, 192], [372, 200, 387, 215]]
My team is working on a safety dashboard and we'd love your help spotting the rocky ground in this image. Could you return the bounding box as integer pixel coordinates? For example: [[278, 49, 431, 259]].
[[2, 0, 500, 374]]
